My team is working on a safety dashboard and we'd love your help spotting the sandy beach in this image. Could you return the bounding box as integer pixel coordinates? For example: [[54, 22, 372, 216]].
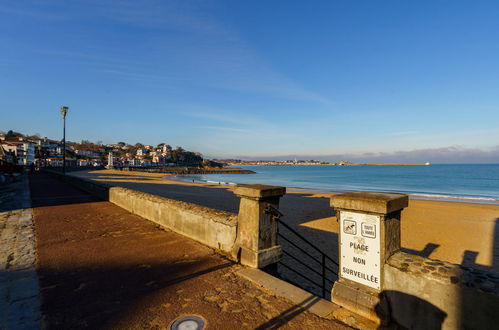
[[70, 169, 499, 274]]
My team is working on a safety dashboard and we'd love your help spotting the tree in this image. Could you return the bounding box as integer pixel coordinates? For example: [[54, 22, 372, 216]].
[[201, 159, 211, 168], [171, 147, 184, 163], [117, 142, 126, 147], [157, 143, 165, 148], [6, 130, 23, 138], [80, 140, 93, 148], [26, 133, 41, 139], [183, 151, 203, 165]]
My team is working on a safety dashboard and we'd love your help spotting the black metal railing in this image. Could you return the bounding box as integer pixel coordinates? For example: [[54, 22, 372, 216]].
[[276, 218, 339, 299]]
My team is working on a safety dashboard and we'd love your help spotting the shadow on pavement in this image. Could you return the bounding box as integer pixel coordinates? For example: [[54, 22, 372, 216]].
[[255, 295, 323, 329], [29, 173, 102, 208], [0, 176, 28, 213], [38, 261, 232, 329]]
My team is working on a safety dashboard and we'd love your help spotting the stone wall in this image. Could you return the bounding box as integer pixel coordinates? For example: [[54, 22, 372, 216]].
[[109, 187, 237, 253], [49, 171, 238, 254], [384, 251, 499, 329]]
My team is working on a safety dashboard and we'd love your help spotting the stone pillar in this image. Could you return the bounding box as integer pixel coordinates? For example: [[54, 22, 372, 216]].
[[330, 192, 408, 324], [234, 184, 286, 268]]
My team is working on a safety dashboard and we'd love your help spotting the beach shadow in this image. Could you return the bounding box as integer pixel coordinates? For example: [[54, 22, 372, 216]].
[[92, 175, 158, 182], [67, 171, 241, 213], [457, 219, 499, 274], [274, 194, 339, 299], [461, 250, 480, 268], [401, 243, 440, 258]]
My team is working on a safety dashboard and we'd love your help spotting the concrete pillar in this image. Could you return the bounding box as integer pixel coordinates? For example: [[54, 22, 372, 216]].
[[330, 192, 408, 324], [234, 184, 286, 268]]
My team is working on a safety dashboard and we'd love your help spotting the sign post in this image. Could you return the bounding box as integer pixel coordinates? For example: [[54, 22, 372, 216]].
[[330, 192, 408, 324], [340, 211, 381, 290]]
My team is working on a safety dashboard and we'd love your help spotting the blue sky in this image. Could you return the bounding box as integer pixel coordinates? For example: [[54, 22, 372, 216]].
[[1, 0, 499, 162]]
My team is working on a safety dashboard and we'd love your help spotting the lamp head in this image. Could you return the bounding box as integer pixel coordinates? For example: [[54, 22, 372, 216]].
[[60, 106, 69, 119]]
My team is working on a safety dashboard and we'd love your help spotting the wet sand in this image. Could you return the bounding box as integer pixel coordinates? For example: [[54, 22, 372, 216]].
[[71, 169, 499, 273]]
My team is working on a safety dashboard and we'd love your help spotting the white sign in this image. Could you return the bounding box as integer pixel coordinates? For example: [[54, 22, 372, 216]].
[[340, 211, 381, 290]]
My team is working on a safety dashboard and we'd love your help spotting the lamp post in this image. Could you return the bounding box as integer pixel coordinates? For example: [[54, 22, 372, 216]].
[[60, 106, 69, 174]]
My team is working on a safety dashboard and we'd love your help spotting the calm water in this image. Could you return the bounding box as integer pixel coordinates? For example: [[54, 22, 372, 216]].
[[174, 164, 499, 203]]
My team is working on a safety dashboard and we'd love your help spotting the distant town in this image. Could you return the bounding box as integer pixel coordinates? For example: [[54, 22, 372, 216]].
[[0, 130, 206, 168], [0, 130, 430, 170], [219, 159, 331, 166], [216, 160, 430, 166]]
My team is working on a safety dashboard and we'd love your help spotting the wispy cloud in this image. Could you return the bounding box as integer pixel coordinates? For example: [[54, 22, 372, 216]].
[[11, 0, 332, 105], [232, 146, 499, 164], [0, 3, 65, 20], [195, 126, 252, 134], [180, 108, 267, 127], [384, 130, 420, 137]]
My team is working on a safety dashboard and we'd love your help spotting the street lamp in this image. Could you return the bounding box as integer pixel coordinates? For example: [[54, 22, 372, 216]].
[[60, 106, 69, 174]]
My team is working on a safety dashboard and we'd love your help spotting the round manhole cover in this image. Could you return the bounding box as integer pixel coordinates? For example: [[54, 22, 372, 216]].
[[169, 315, 207, 330]]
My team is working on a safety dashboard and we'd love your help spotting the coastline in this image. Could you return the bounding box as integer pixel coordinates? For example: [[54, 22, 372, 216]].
[[230, 163, 430, 166], [167, 174, 499, 205]]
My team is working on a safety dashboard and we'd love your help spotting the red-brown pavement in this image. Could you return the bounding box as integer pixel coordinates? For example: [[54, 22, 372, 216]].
[[29, 172, 350, 329]]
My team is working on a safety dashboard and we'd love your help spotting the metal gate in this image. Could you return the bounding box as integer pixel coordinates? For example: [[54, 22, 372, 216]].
[[275, 218, 339, 299]]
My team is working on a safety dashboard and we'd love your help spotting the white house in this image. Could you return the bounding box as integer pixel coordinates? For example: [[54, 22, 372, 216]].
[[136, 149, 147, 157], [129, 159, 141, 167], [0, 140, 35, 165], [75, 148, 101, 158]]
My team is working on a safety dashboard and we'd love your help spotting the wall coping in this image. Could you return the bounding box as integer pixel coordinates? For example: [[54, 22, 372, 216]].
[[234, 184, 286, 200], [331, 192, 408, 214], [388, 251, 499, 295]]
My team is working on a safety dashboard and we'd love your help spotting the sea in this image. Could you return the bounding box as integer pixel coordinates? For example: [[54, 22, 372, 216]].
[[172, 164, 499, 204]]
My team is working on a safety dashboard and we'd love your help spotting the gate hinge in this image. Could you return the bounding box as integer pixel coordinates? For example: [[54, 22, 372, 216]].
[[264, 204, 283, 220]]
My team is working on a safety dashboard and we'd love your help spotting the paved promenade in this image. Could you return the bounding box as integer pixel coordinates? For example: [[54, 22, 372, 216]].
[[27, 172, 349, 329], [0, 176, 41, 329]]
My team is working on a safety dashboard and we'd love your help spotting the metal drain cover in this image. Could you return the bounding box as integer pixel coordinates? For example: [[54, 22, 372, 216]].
[[169, 315, 207, 330]]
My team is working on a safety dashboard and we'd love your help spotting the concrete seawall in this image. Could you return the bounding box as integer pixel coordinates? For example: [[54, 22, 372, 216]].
[[49, 171, 238, 255]]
